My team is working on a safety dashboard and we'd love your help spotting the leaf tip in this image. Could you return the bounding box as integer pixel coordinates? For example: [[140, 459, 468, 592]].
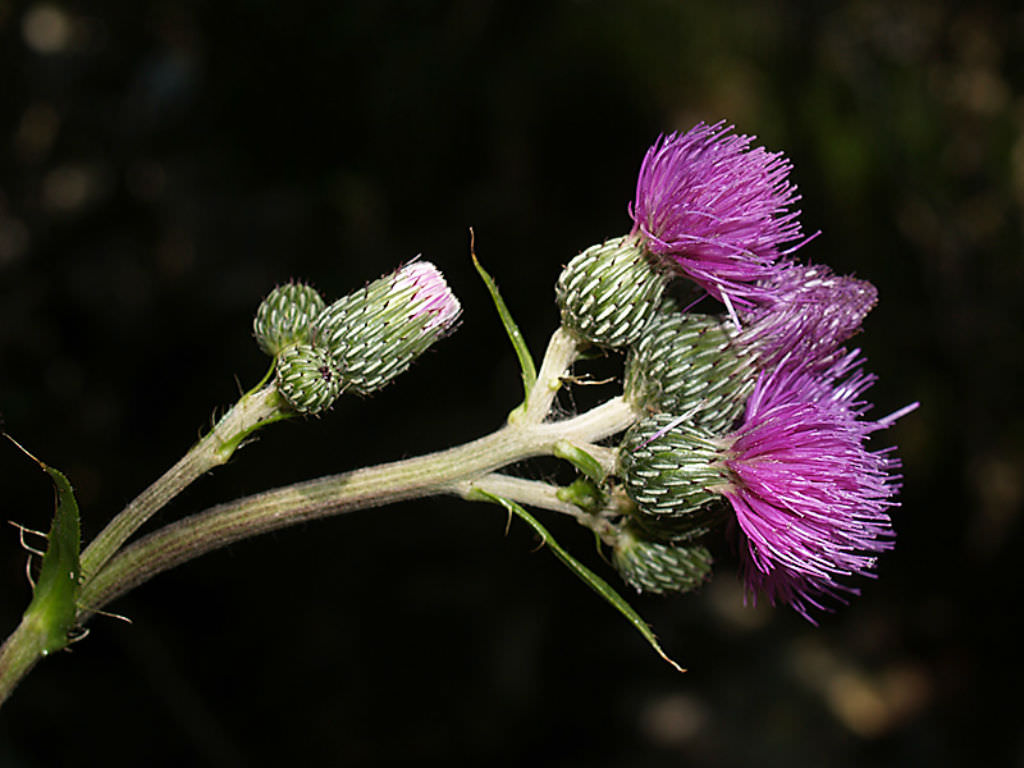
[[3, 432, 46, 471], [658, 648, 687, 674]]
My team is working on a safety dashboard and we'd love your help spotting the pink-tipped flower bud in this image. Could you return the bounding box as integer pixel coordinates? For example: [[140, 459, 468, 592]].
[[314, 260, 461, 395]]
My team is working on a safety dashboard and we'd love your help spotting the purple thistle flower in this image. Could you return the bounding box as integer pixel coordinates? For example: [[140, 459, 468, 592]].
[[718, 359, 912, 622], [629, 121, 805, 313], [737, 262, 879, 372]]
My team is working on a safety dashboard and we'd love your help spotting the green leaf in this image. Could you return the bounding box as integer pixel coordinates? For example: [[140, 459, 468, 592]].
[[552, 440, 606, 484], [556, 477, 606, 515], [8, 437, 82, 656], [469, 487, 685, 674], [471, 252, 537, 401]]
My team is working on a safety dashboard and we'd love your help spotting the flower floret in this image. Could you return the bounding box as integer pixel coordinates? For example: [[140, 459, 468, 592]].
[[722, 366, 903, 621], [630, 121, 804, 308]]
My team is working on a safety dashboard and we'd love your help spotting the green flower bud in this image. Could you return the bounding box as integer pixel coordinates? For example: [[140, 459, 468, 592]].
[[555, 236, 666, 348], [625, 303, 753, 435], [315, 261, 461, 395], [254, 282, 327, 357], [618, 413, 728, 534], [612, 520, 713, 595], [275, 343, 343, 414]]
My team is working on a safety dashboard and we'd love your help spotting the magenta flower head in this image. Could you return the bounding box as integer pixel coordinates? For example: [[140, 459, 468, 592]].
[[718, 358, 915, 622], [737, 262, 879, 372], [629, 121, 805, 312]]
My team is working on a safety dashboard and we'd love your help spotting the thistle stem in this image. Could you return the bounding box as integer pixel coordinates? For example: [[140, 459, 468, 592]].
[[449, 473, 587, 520], [78, 385, 290, 587], [520, 326, 581, 424], [76, 396, 637, 621], [1, 326, 638, 708], [0, 620, 49, 708]]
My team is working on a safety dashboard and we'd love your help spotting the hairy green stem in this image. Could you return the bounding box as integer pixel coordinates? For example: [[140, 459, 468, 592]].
[[76, 396, 637, 621], [78, 386, 290, 585], [1, 385, 292, 707], [520, 326, 579, 424], [0, 619, 49, 708], [1, 325, 631, 707], [451, 474, 589, 521]]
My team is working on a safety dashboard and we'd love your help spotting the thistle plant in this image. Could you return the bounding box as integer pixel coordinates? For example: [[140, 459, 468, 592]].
[[0, 122, 918, 707]]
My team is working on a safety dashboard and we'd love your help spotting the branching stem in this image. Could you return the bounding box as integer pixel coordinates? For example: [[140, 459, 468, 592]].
[[76, 394, 636, 621], [0, 326, 640, 707], [78, 385, 291, 586]]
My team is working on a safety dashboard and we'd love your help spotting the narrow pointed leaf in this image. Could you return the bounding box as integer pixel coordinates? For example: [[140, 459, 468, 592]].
[[552, 440, 606, 484], [9, 438, 82, 655], [472, 253, 537, 400], [469, 488, 685, 673]]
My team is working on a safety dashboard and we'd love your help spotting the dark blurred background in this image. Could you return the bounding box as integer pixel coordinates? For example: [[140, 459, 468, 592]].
[[1, 1, 1021, 765]]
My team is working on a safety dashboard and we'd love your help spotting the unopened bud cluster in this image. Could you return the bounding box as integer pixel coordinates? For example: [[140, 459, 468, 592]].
[[555, 248, 758, 597], [253, 262, 461, 414]]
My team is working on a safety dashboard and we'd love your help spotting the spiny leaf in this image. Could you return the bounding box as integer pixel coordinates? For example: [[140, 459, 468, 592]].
[[469, 487, 685, 673], [470, 236, 537, 401], [6, 435, 82, 656]]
